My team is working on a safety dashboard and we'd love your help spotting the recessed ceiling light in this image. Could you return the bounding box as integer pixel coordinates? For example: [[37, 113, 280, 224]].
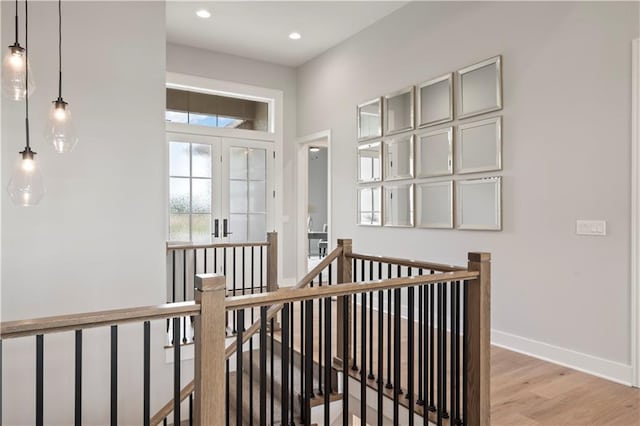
[[196, 9, 211, 19], [289, 32, 302, 40], [310, 147, 320, 152]]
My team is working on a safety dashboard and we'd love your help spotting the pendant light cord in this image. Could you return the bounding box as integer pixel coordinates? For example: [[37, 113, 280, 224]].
[[25, 0, 30, 150], [58, 0, 62, 100], [14, 0, 19, 44]]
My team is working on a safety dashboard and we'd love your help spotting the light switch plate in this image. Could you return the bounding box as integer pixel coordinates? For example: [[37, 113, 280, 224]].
[[576, 220, 607, 236]]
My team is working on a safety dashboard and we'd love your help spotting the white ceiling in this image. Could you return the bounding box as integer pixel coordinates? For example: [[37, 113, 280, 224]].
[[166, 1, 408, 67]]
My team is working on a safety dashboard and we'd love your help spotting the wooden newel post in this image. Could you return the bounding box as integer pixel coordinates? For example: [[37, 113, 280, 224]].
[[465, 252, 491, 426], [267, 232, 278, 292], [194, 273, 227, 426], [335, 238, 352, 369]]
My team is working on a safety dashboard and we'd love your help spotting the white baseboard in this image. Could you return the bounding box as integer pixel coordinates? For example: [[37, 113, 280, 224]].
[[492, 329, 633, 386]]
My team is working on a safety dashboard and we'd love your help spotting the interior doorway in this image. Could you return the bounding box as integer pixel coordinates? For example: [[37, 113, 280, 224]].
[[297, 130, 332, 279]]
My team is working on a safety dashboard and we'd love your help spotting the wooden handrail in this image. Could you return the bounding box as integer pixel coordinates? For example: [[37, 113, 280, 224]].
[[1, 301, 200, 340], [348, 252, 466, 273], [166, 241, 269, 251], [150, 246, 343, 425], [225, 270, 478, 311]]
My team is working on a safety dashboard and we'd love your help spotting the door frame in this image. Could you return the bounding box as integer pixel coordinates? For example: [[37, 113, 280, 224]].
[[296, 130, 332, 280], [632, 38, 640, 387], [165, 72, 284, 283]]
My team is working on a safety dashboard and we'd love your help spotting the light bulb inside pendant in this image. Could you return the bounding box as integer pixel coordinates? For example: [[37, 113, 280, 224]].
[[7, 147, 45, 206], [46, 98, 78, 153], [1, 43, 35, 101]]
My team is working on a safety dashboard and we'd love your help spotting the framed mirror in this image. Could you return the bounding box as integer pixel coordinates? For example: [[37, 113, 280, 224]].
[[415, 127, 453, 178], [357, 97, 382, 141], [416, 181, 453, 229], [383, 184, 414, 227], [457, 55, 502, 119], [417, 73, 453, 128], [357, 186, 382, 226], [456, 177, 502, 230], [457, 116, 502, 174], [383, 135, 413, 181], [357, 141, 382, 183], [384, 87, 414, 135]]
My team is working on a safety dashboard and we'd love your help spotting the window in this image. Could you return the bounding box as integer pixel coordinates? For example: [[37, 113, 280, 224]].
[[166, 88, 269, 132], [169, 141, 212, 242], [229, 147, 267, 242]]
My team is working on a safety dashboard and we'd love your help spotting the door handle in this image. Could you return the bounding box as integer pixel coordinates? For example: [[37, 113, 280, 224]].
[[223, 218, 233, 237], [212, 219, 220, 238]]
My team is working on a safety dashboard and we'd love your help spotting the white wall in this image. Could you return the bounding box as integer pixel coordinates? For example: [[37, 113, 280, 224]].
[[296, 1, 639, 383], [166, 43, 298, 282], [1, 2, 175, 424]]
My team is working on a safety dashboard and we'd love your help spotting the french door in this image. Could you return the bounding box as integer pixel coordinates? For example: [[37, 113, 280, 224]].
[[168, 132, 275, 244]]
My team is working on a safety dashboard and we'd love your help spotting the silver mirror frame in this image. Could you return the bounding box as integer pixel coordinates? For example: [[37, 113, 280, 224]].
[[356, 141, 383, 183], [415, 126, 453, 178], [455, 176, 502, 231], [417, 73, 453, 128], [415, 180, 454, 229], [357, 97, 383, 141], [383, 183, 414, 228], [456, 55, 503, 119], [383, 134, 414, 181], [384, 86, 415, 135], [456, 116, 502, 174], [357, 185, 382, 227]]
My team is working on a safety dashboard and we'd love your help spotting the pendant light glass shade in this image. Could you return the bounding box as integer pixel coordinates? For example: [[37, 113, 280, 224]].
[[1, 43, 34, 101], [46, 99, 78, 153], [7, 148, 45, 206]]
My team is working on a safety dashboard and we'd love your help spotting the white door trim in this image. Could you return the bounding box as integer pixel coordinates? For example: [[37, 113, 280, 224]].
[[632, 38, 640, 387], [165, 72, 284, 283], [296, 130, 332, 281]]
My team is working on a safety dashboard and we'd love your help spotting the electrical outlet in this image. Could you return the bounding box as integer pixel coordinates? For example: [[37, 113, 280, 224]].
[[576, 220, 607, 236]]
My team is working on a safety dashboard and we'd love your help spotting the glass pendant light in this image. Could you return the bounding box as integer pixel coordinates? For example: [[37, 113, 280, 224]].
[[1, 0, 35, 101], [46, 0, 77, 153], [8, 0, 44, 206]]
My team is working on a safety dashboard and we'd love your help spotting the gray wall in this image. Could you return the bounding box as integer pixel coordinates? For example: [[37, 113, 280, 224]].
[[308, 147, 328, 254], [296, 1, 639, 381], [1, 2, 173, 424], [166, 43, 298, 281]]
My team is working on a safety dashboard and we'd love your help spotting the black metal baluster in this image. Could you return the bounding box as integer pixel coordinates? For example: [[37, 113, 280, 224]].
[[242, 247, 246, 297], [1, 340, 3, 426], [75, 330, 82, 426], [36, 334, 43, 426], [304, 300, 313, 424], [386, 263, 393, 390], [111, 325, 118, 426], [342, 295, 350, 426], [451, 281, 459, 425], [282, 304, 290, 426], [290, 304, 295, 424], [442, 282, 449, 419], [377, 288, 384, 426], [163, 418, 167, 426], [437, 283, 443, 426], [361, 291, 367, 425], [397, 265, 404, 397], [173, 319, 180, 426], [236, 310, 244, 426], [193, 248, 197, 291], [423, 284, 429, 426], [224, 248, 228, 334], [214, 247, 217, 273], [260, 306, 267, 425], [271, 317, 275, 425], [318, 272, 323, 395], [204, 248, 207, 272], [143, 321, 150, 426], [183, 250, 188, 344], [462, 281, 468, 426], [329, 263, 333, 285], [429, 272, 436, 413], [189, 394, 193, 426], [232, 247, 237, 333], [260, 245, 264, 292], [251, 246, 255, 294], [408, 286, 415, 426], [352, 258, 358, 371], [300, 300, 305, 408], [393, 288, 401, 426], [417, 270, 424, 407], [170, 251, 176, 337], [324, 296, 332, 426], [368, 261, 374, 381]]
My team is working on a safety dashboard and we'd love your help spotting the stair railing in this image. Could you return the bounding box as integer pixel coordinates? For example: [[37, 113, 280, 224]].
[[0, 287, 225, 426]]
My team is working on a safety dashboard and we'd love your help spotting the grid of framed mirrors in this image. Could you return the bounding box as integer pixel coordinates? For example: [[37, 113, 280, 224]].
[[355, 54, 504, 230]]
